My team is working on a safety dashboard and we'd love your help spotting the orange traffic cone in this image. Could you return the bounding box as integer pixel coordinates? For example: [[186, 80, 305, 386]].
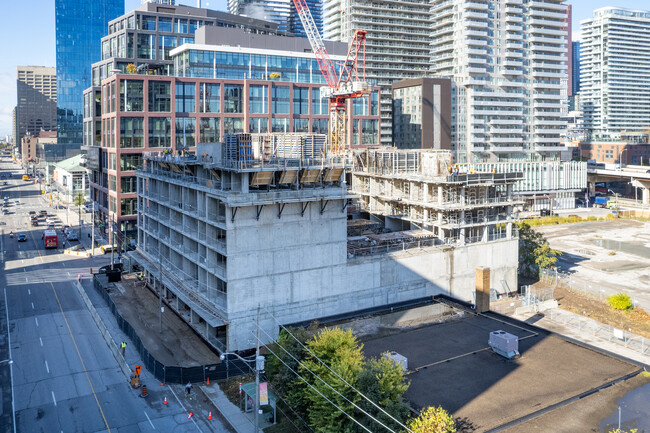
[[163, 396, 167, 405], [206, 377, 210, 386], [208, 411, 212, 420], [188, 412, 193, 419]]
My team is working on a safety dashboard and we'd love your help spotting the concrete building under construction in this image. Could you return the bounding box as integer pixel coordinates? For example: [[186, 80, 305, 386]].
[[134, 140, 522, 352]]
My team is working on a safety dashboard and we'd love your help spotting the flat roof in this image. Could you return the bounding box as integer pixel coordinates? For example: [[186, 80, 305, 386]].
[[360, 306, 640, 431]]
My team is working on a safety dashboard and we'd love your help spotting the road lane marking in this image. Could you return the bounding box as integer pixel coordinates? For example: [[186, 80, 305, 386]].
[[31, 302, 34, 310], [144, 411, 154, 429], [51, 391, 56, 406], [35, 317, 38, 327], [50, 282, 112, 432], [28, 289, 30, 295], [39, 337, 43, 347], [168, 386, 203, 432], [4, 288, 17, 432], [45, 360, 49, 374]]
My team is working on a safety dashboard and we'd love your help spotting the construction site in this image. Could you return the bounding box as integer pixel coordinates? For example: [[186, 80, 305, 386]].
[[132, 137, 523, 352]]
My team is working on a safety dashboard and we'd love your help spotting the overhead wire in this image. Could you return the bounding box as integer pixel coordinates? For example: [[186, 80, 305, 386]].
[[263, 307, 415, 433], [251, 330, 374, 433], [255, 326, 399, 433]]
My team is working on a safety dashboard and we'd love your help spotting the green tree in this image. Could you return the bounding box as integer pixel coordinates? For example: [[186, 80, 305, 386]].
[[356, 355, 411, 431], [518, 222, 562, 277], [73, 192, 85, 207], [298, 328, 364, 433], [406, 406, 456, 433]]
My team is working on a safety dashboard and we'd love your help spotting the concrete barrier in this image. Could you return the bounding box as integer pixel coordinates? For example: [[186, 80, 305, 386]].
[[65, 249, 90, 257], [73, 280, 131, 380]]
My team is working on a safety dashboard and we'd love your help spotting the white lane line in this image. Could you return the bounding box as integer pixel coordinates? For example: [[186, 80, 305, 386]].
[[168, 385, 203, 432], [35, 317, 38, 327], [67, 272, 70, 277], [31, 302, 34, 310], [51, 391, 57, 406], [28, 289, 31, 295], [23, 268, 26, 273], [144, 411, 155, 429], [39, 337, 43, 347], [45, 360, 49, 374], [4, 288, 17, 432], [62, 262, 66, 267]]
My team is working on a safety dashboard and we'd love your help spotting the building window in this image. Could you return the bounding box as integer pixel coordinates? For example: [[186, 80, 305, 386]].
[[272, 118, 288, 133], [120, 80, 144, 112], [224, 84, 243, 113], [249, 85, 268, 114], [120, 117, 144, 148], [293, 87, 309, 114], [362, 119, 378, 145], [371, 91, 378, 116], [158, 17, 172, 32], [200, 118, 220, 142], [121, 198, 137, 216], [175, 118, 195, 148], [294, 118, 309, 133], [353, 96, 367, 116], [108, 153, 117, 170], [110, 196, 117, 214], [272, 85, 290, 114], [109, 175, 116, 192], [159, 35, 177, 60], [200, 83, 220, 113], [142, 15, 156, 31], [249, 118, 268, 133], [149, 117, 171, 148], [121, 154, 142, 171], [127, 33, 134, 58], [312, 88, 328, 115], [605, 150, 613, 159], [175, 19, 188, 33], [352, 119, 359, 145], [223, 117, 244, 136], [312, 118, 328, 134], [137, 34, 154, 59], [175, 82, 195, 113], [121, 176, 137, 193], [149, 81, 171, 112]]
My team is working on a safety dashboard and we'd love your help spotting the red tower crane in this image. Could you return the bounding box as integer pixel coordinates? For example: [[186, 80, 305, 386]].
[[292, 0, 370, 154]]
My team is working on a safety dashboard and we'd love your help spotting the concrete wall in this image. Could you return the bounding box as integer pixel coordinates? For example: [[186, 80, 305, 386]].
[[225, 220, 518, 351]]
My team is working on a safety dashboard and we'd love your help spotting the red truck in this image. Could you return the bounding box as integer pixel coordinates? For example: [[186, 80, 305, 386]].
[[43, 230, 58, 249]]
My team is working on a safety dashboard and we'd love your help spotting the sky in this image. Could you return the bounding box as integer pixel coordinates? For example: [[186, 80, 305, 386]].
[[0, 0, 648, 138]]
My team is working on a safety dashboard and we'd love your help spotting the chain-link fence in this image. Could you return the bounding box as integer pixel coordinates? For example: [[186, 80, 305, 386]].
[[547, 308, 649, 357], [491, 285, 554, 315], [93, 274, 251, 383]]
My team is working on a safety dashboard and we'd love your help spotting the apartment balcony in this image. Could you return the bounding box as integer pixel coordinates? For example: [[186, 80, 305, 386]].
[[499, 80, 525, 87], [504, 7, 522, 14], [489, 127, 523, 133], [503, 59, 523, 67], [530, 35, 566, 45], [502, 69, 523, 76], [469, 145, 485, 152], [505, 50, 523, 58], [533, 102, 562, 109], [533, 119, 565, 126], [532, 81, 563, 89], [529, 18, 566, 28], [528, 9, 566, 20], [532, 136, 565, 143], [489, 118, 523, 125], [466, 39, 488, 47], [488, 136, 523, 144], [475, 108, 523, 116], [506, 41, 523, 49], [532, 27, 568, 37], [535, 127, 567, 134], [530, 44, 567, 53], [467, 57, 487, 64], [505, 24, 523, 32], [504, 0, 522, 4], [489, 146, 524, 152], [462, 1, 488, 10], [532, 92, 562, 99], [465, 11, 488, 20], [531, 71, 565, 79], [467, 66, 488, 74], [535, 145, 567, 152], [529, 1, 565, 11], [473, 100, 523, 108], [505, 15, 523, 23], [531, 53, 564, 61], [464, 29, 488, 37]]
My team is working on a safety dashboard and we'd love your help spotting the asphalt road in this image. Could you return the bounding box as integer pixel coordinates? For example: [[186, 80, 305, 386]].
[[0, 157, 225, 432]]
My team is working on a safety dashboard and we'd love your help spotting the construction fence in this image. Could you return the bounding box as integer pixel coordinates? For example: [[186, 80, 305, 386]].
[[93, 274, 251, 383]]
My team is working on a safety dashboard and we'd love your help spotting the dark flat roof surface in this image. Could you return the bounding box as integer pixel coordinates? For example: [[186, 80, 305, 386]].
[[361, 311, 640, 432]]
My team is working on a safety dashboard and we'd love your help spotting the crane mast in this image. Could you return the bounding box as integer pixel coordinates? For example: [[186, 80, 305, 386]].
[[292, 0, 370, 155]]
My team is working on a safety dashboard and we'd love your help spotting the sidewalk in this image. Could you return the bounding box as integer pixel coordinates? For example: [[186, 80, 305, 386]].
[[200, 384, 261, 433], [514, 308, 650, 366]]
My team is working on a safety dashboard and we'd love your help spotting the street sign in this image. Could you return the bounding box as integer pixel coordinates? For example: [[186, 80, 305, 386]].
[[134, 365, 141, 376]]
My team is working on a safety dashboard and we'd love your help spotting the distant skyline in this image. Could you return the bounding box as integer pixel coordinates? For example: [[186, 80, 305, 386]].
[[0, 0, 648, 138]]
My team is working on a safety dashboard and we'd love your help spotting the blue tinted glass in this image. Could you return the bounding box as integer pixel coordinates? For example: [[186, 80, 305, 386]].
[[56, 0, 124, 150]]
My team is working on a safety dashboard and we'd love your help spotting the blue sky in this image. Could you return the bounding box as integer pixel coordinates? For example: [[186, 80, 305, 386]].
[[0, 0, 648, 137]]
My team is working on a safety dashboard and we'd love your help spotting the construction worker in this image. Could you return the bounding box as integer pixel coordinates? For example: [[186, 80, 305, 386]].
[[121, 341, 127, 357], [185, 382, 193, 396]]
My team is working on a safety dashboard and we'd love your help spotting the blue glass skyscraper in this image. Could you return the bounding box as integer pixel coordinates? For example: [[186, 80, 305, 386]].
[[572, 41, 581, 95], [55, 0, 123, 156]]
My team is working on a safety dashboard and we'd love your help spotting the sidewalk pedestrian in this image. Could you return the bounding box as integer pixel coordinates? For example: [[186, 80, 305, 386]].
[[185, 382, 193, 396], [121, 341, 127, 357]]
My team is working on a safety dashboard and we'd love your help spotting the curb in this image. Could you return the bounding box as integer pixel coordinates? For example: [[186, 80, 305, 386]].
[[73, 280, 131, 379]]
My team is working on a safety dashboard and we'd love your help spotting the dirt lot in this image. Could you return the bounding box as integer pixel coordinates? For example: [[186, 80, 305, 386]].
[[359, 308, 641, 432], [107, 274, 220, 367], [552, 283, 650, 339]]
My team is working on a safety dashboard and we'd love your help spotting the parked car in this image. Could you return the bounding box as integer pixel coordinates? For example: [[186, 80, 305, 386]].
[[2, 209, 8, 215], [66, 231, 79, 241]]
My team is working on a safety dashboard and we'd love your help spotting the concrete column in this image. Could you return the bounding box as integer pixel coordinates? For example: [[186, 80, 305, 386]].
[[438, 185, 443, 205], [643, 187, 649, 205], [460, 210, 466, 244], [475, 267, 490, 313], [461, 186, 466, 205], [437, 211, 444, 241], [482, 225, 488, 243], [423, 182, 429, 203], [506, 184, 513, 201]]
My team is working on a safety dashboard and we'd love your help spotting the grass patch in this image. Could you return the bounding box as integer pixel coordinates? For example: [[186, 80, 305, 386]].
[[219, 373, 255, 406], [640, 371, 650, 379]]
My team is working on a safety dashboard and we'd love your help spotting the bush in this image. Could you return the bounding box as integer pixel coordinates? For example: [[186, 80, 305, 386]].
[[607, 292, 633, 311]]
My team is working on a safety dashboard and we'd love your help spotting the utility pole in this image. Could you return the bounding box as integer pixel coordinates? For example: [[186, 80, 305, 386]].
[[254, 305, 261, 433], [91, 205, 95, 256]]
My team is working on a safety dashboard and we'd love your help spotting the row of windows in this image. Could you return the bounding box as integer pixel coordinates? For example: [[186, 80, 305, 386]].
[[102, 116, 379, 147], [103, 79, 378, 116]]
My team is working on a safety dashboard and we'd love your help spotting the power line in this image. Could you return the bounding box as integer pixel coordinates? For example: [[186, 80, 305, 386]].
[[266, 381, 314, 433], [251, 331, 373, 433], [255, 326, 398, 433], [263, 307, 415, 433]]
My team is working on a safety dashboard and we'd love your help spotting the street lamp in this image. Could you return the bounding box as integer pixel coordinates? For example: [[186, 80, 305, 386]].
[[618, 148, 628, 170]]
